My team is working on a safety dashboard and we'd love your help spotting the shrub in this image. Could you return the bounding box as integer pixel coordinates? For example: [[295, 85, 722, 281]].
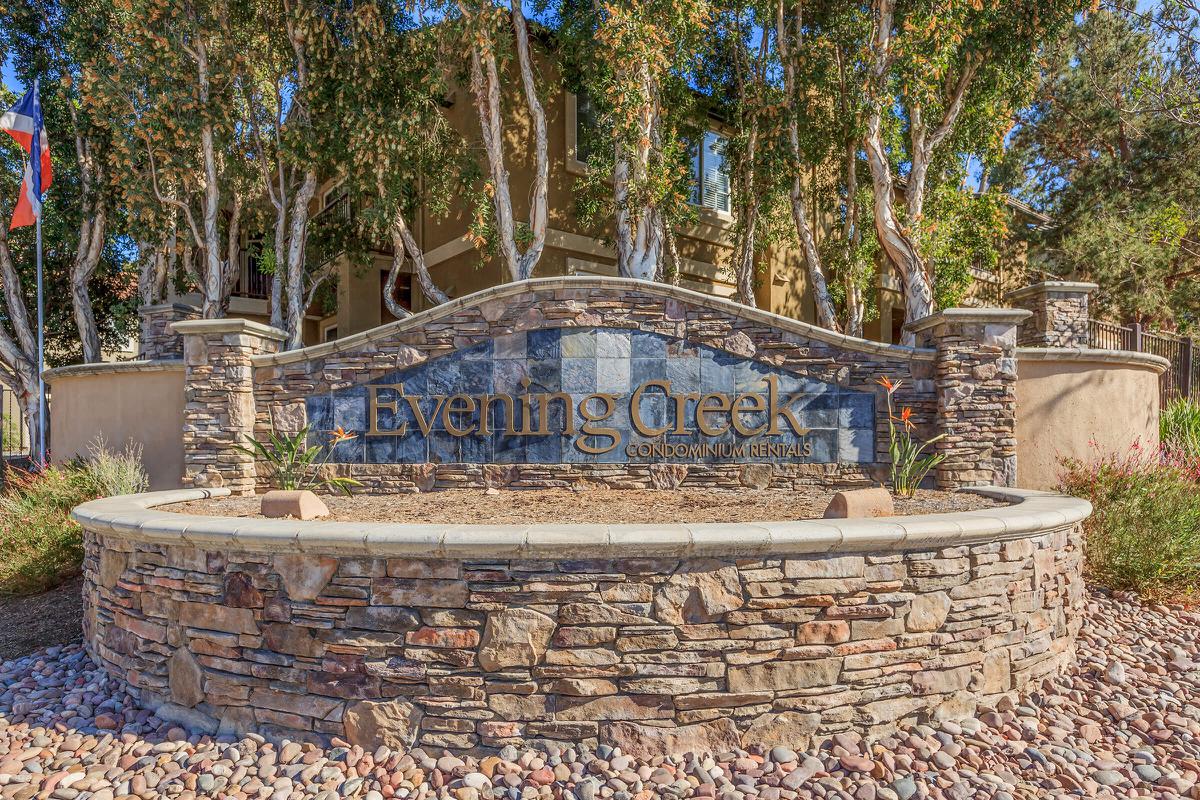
[[1059, 444, 1200, 599], [78, 438, 150, 497], [0, 466, 95, 595], [236, 426, 361, 495], [876, 376, 945, 497], [1161, 397, 1200, 458], [0, 438, 149, 596]]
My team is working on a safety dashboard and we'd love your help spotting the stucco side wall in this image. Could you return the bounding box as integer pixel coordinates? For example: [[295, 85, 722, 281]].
[[1015, 349, 1165, 490], [46, 363, 186, 490]]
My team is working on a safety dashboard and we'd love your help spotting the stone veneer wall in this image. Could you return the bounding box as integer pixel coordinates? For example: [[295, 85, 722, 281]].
[[176, 320, 287, 494], [216, 279, 1027, 493], [908, 310, 1028, 490], [81, 498, 1085, 755], [139, 303, 200, 360], [1005, 282, 1098, 349]]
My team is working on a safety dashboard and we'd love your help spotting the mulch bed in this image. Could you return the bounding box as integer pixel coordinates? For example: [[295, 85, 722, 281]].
[[0, 575, 83, 662], [170, 487, 1003, 525]]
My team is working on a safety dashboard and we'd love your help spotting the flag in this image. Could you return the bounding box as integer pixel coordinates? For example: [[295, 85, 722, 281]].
[[0, 80, 52, 230]]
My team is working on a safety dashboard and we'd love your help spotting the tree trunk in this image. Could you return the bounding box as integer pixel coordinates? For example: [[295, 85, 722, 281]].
[[613, 62, 663, 281], [70, 201, 106, 363], [193, 35, 224, 319], [864, 121, 933, 344], [0, 227, 45, 460], [284, 170, 318, 350], [463, 3, 549, 284], [776, 0, 839, 332], [270, 214, 286, 330], [842, 140, 864, 338], [217, 196, 243, 317]]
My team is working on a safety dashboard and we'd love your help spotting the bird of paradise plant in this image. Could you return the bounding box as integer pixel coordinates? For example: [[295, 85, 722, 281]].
[[876, 376, 946, 497], [234, 425, 362, 496]]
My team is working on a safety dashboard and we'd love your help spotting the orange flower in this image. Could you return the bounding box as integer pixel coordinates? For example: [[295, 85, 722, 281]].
[[876, 375, 902, 393], [330, 426, 357, 444], [900, 407, 915, 431]]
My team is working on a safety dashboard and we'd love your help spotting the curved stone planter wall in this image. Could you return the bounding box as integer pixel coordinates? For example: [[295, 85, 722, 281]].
[[75, 488, 1089, 756]]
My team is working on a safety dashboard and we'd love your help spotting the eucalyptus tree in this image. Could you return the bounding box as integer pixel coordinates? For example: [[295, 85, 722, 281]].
[[86, 0, 255, 319], [698, 1, 791, 308], [443, 0, 549, 284], [235, 0, 330, 348], [860, 0, 1081, 340], [551, 0, 710, 282], [2, 0, 125, 363], [306, 0, 471, 317]]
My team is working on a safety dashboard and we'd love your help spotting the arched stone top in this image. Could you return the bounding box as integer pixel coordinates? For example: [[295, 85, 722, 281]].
[[73, 486, 1090, 559], [1016, 346, 1170, 375], [252, 277, 936, 368]]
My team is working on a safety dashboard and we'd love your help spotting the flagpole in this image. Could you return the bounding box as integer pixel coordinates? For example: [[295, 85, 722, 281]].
[[35, 211, 45, 466]]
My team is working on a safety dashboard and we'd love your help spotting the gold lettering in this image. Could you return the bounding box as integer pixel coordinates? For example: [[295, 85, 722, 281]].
[[533, 392, 575, 436], [442, 394, 477, 436], [519, 377, 534, 433], [577, 393, 621, 454], [730, 392, 768, 436], [368, 384, 407, 436], [696, 393, 732, 436], [630, 380, 671, 437], [765, 374, 811, 436], [478, 394, 515, 435], [672, 392, 699, 434], [404, 394, 446, 436]]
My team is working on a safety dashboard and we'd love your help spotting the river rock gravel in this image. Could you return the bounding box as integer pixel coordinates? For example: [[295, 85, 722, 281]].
[[1, 587, 1198, 800]]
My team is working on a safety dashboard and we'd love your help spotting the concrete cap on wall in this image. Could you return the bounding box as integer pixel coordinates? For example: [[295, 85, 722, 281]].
[[903, 307, 1033, 336], [138, 302, 202, 314], [71, 486, 1092, 559], [1004, 281, 1100, 302], [1016, 346, 1171, 374], [170, 318, 288, 341], [43, 359, 185, 383]]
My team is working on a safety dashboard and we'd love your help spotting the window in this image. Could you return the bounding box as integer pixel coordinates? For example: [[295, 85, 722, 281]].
[[574, 91, 598, 164], [691, 131, 730, 214], [322, 324, 339, 343]]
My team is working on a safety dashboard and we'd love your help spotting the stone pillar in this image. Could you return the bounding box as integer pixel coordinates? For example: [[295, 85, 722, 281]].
[[906, 309, 1031, 489], [138, 303, 200, 360], [1004, 281, 1098, 348], [173, 319, 286, 495]]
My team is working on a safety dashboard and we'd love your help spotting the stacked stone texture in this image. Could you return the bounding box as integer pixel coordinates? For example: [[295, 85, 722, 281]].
[[1006, 283, 1095, 349], [177, 321, 286, 495], [82, 522, 1085, 752], [250, 283, 943, 490], [911, 312, 1027, 489], [138, 304, 200, 360]]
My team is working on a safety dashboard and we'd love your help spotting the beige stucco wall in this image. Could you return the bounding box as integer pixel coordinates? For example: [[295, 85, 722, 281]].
[[1015, 349, 1165, 490], [46, 364, 185, 491]]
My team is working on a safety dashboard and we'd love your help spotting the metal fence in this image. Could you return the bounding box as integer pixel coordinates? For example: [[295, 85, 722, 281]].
[[1, 386, 28, 456], [1087, 320, 1197, 404]]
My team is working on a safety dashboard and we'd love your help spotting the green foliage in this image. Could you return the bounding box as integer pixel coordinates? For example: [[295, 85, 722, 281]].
[[76, 437, 149, 497], [0, 467, 92, 596], [1000, 5, 1200, 330], [0, 438, 147, 596], [1059, 449, 1200, 599], [1161, 398, 1200, 458], [548, 0, 709, 248], [235, 426, 361, 495], [0, 2, 139, 363], [877, 377, 945, 497], [917, 183, 1009, 309]]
